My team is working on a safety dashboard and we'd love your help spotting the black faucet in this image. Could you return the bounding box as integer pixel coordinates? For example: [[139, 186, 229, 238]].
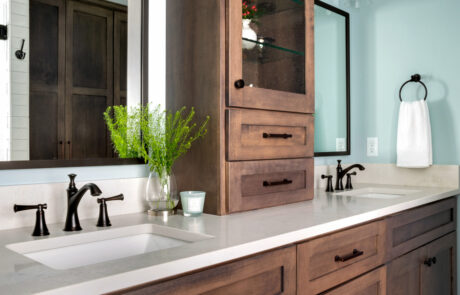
[[335, 160, 365, 191], [64, 174, 102, 231]]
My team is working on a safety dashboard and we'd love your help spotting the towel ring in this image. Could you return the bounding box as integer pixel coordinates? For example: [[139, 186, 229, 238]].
[[399, 74, 427, 102]]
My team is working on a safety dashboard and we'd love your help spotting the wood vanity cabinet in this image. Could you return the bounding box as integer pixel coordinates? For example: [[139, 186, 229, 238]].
[[167, 0, 315, 215], [110, 198, 456, 295]]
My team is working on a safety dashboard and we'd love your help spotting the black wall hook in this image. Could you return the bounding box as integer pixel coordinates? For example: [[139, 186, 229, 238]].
[[399, 73, 427, 102], [0, 25, 7, 40], [15, 39, 26, 60]]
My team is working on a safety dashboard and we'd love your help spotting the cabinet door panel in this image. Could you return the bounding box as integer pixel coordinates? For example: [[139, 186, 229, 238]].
[[227, 0, 314, 113], [65, 1, 113, 159], [108, 246, 296, 295], [324, 266, 386, 295]]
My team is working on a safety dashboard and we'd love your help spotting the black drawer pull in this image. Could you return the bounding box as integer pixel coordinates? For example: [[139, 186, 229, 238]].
[[263, 133, 292, 139], [335, 249, 364, 262], [263, 179, 293, 187]]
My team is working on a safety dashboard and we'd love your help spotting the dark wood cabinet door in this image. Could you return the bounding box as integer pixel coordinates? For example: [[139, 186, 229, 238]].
[[387, 232, 456, 295], [227, 0, 314, 114], [30, 0, 66, 160], [420, 232, 456, 295], [65, 1, 113, 159], [114, 11, 127, 107], [108, 246, 296, 295]]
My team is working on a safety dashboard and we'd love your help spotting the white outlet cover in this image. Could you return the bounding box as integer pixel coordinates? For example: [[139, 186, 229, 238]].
[[336, 138, 346, 152], [367, 137, 378, 157]]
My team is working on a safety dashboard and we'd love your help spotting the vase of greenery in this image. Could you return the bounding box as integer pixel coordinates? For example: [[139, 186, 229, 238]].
[[104, 104, 209, 214]]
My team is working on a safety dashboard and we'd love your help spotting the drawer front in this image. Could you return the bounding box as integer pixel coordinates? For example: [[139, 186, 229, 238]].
[[226, 109, 314, 161], [386, 197, 456, 260], [323, 266, 387, 295], [227, 158, 313, 213], [108, 246, 296, 295], [297, 221, 386, 294]]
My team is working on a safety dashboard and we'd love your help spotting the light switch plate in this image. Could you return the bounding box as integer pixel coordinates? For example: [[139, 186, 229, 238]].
[[336, 138, 346, 152], [367, 137, 378, 157]]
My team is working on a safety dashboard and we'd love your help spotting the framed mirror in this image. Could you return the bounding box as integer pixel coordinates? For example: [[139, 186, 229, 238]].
[[313, 0, 350, 156], [0, 0, 149, 169]]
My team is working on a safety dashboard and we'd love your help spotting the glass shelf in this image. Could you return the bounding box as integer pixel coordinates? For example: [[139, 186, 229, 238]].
[[242, 38, 304, 56]]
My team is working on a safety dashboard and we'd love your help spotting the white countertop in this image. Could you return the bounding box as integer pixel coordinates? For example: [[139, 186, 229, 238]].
[[0, 184, 458, 295]]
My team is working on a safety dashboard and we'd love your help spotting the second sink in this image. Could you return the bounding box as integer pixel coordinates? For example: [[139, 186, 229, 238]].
[[334, 187, 419, 199]]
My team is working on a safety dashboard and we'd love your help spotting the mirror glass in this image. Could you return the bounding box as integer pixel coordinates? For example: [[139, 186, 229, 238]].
[[0, 0, 141, 163], [314, 1, 350, 156], [242, 0, 305, 94]]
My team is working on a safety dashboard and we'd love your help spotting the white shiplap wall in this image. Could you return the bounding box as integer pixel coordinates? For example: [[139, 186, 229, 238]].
[[9, 0, 29, 161]]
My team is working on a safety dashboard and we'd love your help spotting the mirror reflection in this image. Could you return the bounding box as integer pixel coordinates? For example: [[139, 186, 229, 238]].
[[314, 1, 350, 155], [0, 0, 131, 162]]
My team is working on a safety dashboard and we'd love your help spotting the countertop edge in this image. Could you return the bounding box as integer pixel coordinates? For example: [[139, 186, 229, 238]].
[[37, 187, 460, 295]]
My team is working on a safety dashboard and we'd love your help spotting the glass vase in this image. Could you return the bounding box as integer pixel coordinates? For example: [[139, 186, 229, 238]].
[[146, 170, 178, 214]]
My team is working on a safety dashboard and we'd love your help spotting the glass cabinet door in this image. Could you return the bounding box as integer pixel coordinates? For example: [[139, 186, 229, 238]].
[[228, 0, 314, 113]]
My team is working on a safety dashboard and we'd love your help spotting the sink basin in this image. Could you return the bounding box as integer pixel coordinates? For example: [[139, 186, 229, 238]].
[[6, 223, 212, 270], [334, 187, 419, 199]]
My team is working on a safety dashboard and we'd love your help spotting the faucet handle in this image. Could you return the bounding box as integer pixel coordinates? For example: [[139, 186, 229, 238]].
[[345, 172, 358, 190], [96, 194, 124, 227], [14, 204, 50, 236], [321, 175, 334, 192], [68, 174, 77, 190]]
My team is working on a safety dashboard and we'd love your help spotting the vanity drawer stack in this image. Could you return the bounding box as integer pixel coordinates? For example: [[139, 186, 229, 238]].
[[167, 0, 315, 215]]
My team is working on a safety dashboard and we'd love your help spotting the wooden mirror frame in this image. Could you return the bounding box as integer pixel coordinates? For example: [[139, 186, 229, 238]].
[[314, 0, 351, 157], [0, 0, 149, 170]]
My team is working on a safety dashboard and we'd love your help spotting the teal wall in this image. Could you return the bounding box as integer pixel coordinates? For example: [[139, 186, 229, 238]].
[[316, 0, 460, 166]]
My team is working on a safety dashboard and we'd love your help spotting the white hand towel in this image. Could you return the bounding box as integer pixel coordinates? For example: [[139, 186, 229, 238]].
[[397, 100, 432, 168]]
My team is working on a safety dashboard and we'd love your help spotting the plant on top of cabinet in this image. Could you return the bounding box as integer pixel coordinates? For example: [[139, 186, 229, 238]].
[[104, 105, 210, 214]]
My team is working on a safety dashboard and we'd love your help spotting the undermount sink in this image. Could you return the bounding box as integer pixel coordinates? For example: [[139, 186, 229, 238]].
[[6, 223, 212, 270], [334, 187, 419, 199]]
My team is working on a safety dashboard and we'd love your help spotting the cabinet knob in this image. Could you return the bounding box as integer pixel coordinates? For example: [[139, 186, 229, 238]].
[[234, 79, 245, 89], [424, 256, 437, 267]]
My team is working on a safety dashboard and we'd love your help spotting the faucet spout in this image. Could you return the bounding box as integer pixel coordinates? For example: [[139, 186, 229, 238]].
[[335, 161, 365, 191], [64, 175, 102, 231]]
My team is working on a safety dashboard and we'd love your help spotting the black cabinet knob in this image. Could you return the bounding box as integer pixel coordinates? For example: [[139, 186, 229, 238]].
[[234, 79, 245, 89]]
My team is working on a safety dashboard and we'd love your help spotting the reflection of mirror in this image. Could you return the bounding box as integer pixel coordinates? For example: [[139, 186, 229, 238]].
[[0, 0, 146, 168], [314, 1, 350, 156]]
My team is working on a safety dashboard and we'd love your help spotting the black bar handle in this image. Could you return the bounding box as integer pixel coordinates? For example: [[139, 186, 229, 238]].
[[97, 194, 124, 204], [14, 204, 47, 212], [263, 133, 293, 139], [335, 249, 364, 262], [263, 179, 293, 187]]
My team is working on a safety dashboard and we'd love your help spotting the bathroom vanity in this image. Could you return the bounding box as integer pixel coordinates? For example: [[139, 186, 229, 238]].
[[0, 184, 457, 294]]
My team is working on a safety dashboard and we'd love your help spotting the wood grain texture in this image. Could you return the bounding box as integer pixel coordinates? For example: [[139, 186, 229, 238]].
[[387, 232, 456, 295], [386, 197, 456, 261], [227, 0, 314, 113], [106, 246, 296, 295], [297, 220, 386, 294], [166, 0, 226, 215], [227, 109, 314, 160], [227, 158, 313, 213], [323, 266, 386, 295]]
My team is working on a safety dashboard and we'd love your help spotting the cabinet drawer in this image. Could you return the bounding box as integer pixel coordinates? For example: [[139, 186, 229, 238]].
[[386, 197, 456, 260], [323, 266, 387, 295], [108, 246, 296, 295], [227, 158, 313, 213], [297, 220, 386, 294], [226, 109, 314, 161]]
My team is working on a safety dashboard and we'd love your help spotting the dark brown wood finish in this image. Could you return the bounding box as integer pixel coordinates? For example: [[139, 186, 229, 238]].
[[227, 109, 314, 160], [297, 220, 386, 294], [387, 232, 456, 295], [323, 266, 387, 295], [386, 197, 456, 260], [107, 246, 296, 295], [227, 0, 314, 113], [30, 0, 66, 160], [227, 158, 313, 213], [114, 11, 127, 106], [65, 1, 113, 159]]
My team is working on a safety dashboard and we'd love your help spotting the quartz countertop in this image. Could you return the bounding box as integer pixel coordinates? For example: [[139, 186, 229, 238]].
[[0, 184, 458, 295]]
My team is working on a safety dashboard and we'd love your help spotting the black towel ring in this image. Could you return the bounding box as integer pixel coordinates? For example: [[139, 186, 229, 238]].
[[399, 74, 427, 102]]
